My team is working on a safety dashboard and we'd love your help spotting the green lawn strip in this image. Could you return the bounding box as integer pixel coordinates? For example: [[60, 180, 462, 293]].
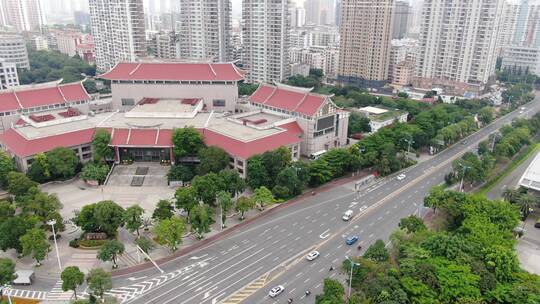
[[477, 142, 540, 196]]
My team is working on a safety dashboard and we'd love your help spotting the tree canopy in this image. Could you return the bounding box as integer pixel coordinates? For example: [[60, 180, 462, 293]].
[[18, 48, 96, 85], [330, 191, 539, 304], [172, 127, 205, 158], [92, 129, 113, 163], [46, 147, 80, 180]]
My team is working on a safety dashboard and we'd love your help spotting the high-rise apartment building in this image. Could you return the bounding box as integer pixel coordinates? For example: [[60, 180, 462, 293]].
[[291, 6, 306, 28], [242, 0, 291, 83], [498, 2, 519, 54], [0, 0, 8, 27], [388, 38, 418, 86], [337, 0, 394, 87], [509, 0, 540, 48], [304, 0, 335, 25], [416, 0, 504, 94], [89, 0, 146, 72], [155, 31, 178, 60], [3, 0, 46, 32], [392, 1, 411, 39], [177, 0, 232, 62], [0, 59, 19, 90], [0, 34, 29, 69]]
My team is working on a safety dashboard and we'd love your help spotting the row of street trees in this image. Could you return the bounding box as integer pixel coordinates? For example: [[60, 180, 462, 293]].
[[317, 190, 539, 303], [0, 172, 64, 265], [447, 113, 540, 186]]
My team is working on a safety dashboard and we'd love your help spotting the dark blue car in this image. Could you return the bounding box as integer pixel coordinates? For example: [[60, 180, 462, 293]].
[[345, 235, 359, 245]]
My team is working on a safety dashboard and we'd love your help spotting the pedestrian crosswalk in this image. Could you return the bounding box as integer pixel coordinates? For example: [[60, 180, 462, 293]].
[[5, 288, 47, 300], [4, 259, 212, 304], [118, 252, 139, 267], [44, 280, 76, 302], [105, 259, 211, 303]]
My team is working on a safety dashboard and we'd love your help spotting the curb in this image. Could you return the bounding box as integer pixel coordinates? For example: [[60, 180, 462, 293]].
[[111, 171, 370, 277]]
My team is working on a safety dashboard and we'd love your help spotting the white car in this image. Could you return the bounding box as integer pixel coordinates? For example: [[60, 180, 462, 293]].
[[269, 285, 285, 297], [342, 210, 353, 221], [306, 251, 320, 261], [397, 174, 406, 180]]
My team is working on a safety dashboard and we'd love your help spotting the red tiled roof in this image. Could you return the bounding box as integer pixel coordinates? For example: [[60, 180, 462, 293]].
[[278, 121, 303, 135], [107, 126, 301, 159], [59, 83, 91, 101], [128, 129, 158, 146], [249, 84, 327, 116], [0, 128, 95, 158], [203, 129, 302, 159], [107, 128, 173, 147], [0, 92, 21, 112], [0, 83, 90, 112], [99, 62, 245, 81]]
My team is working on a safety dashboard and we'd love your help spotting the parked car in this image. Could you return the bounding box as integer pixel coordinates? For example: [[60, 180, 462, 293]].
[[345, 235, 359, 245], [269, 285, 285, 297], [535, 218, 540, 229], [397, 174, 406, 180], [306, 251, 320, 261]]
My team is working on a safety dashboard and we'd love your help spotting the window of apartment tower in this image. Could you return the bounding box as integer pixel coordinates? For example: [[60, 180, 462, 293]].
[[213, 99, 226, 107]]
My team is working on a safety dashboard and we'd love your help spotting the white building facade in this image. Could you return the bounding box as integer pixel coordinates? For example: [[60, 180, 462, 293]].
[[415, 0, 504, 94], [501, 46, 540, 75], [89, 0, 146, 72], [0, 34, 29, 69], [242, 0, 291, 83], [3, 0, 46, 32], [0, 59, 19, 90], [177, 0, 232, 62], [388, 38, 418, 86]]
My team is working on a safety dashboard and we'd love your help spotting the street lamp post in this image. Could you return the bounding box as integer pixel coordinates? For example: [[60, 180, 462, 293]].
[[402, 138, 414, 162], [345, 256, 360, 298], [1, 285, 13, 304], [459, 164, 470, 192], [47, 219, 62, 270]]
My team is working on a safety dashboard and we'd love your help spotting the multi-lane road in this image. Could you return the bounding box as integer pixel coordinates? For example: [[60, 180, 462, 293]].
[[110, 95, 540, 304]]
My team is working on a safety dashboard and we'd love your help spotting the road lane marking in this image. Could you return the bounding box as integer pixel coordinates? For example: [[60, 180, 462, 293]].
[[191, 109, 531, 303], [368, 234, 374, 238], [135, 245, 258, 303], [295, 272, 303, 278], [173, 252, 272, 304], [289, 288, 296, 294]]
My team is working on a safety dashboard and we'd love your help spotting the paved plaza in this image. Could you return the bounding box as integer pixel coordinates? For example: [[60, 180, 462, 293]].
[[106, 162, 169, 187]]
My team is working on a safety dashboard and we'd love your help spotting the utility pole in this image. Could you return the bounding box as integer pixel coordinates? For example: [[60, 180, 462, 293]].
[[402, 138, 414, 161], [47, 219, 62, 270], [459, 164, 470, 192], [345, 256, 360, 298]]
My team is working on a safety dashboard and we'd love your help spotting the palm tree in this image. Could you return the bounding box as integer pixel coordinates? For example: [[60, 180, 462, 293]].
[[502, 188, 522, 203], [515, 193, 537, 218]]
